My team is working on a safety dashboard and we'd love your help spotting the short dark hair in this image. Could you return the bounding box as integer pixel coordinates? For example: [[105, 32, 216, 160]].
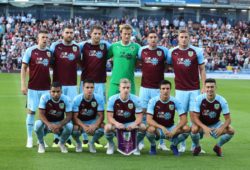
[[62, 24, 74, 31], [38, 30, 48, 35], [51, 82, 62, 89], [90, 25, 104, 33], [160, 79, 172, 89], [205, 78, 216, 84], [83, 79, 94, 86], [146, 30, 157, 37]]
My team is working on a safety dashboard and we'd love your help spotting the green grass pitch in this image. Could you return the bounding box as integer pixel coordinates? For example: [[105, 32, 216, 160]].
[[0, 73, 249, 170]]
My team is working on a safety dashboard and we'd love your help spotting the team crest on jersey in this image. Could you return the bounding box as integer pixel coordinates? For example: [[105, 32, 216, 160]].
[[59, 103, 65, 109], [157, 50, 162, 56], [169, 104, 174, 111], [128, 103, 134, 109], [214, 104, 220, 110], [47, 51, 51, 58], [130, 46, 135, 51], [100, 44, 104, 50], [188, 51, 193, 57], [73, 46, 77, 52], [91, 101, 97, 108]]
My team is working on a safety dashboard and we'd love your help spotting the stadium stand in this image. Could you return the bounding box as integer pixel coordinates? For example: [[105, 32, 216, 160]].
[[0, 0, 249, 73]]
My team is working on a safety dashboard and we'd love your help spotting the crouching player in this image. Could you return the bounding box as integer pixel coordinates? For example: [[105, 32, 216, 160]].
[[146, 80, 190, 156], [190, 78, 235, 157], [72, 79, 105, 153], [105, 78, 146, 155], [34, 82, 73, 153]]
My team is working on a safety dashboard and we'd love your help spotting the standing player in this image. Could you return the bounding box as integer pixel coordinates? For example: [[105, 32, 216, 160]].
[[78, 25, 110, 148], [137, 30, 169, 151], [21, 30, 51, 148], [108, 24, 140, 98], [190, 78, 235, 156], [79, 24, 110, 99], [72, 79, 105, 153], [50, 25, 81, 148], [34, 82, 73, 153], [105, 79, 146, 155], [168, 29, 206, 152], [146, 80, 190, 156]]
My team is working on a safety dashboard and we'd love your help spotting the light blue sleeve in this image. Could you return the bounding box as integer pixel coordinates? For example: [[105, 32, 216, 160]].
[[72, 95, 82, 113], [137, 47, 143, 60], [22, 47, 33, 64], [50, 42, 57, 54], [219, 96, 230, 115], [38, 94, 48, 109], [172, 97, 185, 116], [107, 95, 117, 112], [193, 95, 203, 113], [167, 48, 173, 65], [63, 95, 72, 113], [195, 47, 204, 65], [147, 97, 157, 115], [132, 95, 142, 113], [102, 40, 111, 50], [95, 94, 105, 111], [78, 41, 86, 53]]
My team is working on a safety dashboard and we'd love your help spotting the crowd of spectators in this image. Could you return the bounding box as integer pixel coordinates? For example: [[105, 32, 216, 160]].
[[0, 13, 249, 72]]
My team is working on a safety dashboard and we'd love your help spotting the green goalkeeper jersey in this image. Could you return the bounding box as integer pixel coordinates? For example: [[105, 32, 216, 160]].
[[108, 41, 140, 84]]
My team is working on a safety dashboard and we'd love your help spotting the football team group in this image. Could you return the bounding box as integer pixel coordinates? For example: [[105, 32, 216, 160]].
[[20, 24, 235, 156]]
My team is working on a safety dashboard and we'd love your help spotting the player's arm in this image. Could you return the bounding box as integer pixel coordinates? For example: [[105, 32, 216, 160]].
[[38, 109, 59, 133], [76, 44, 82, 68], [72, 112, 90, 133], [171, 114, 188, 136], [214, 114, 231, 137], [171, 99, 188, 136], [88, 111, 104, 134], [20, 63, 28, 95], [134, 112, 143, 126], [58, 112, 72, 129], [107, 44, 113, 59], [135, 47, 142, 69], [214, 98, 231, 137], [191, 111, 211, 136], [92, 96, 105, 128], [127, 112, 143, 130], [147, 114, 171, 136], [147, 114, 165, 130], [49, 43, 56, 68], [199, 64, 206, 93], [107, 111, 125, 129], [94, 111, 104, 128], [197, 48, 206, 93]]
